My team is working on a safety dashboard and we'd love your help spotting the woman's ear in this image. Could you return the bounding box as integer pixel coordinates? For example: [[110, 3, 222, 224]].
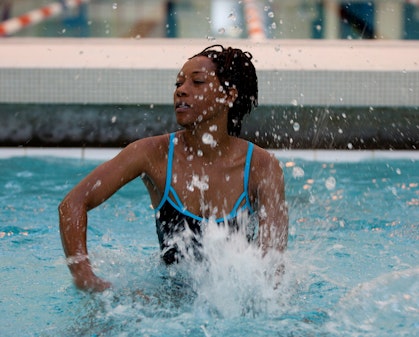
[[226, 86, 238, 107]]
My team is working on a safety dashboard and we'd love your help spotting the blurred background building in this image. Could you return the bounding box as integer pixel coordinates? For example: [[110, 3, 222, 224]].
[[1, 0, 418, 40]]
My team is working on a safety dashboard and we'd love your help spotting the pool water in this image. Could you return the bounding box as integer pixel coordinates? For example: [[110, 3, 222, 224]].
[[1, 155, 418, 337]]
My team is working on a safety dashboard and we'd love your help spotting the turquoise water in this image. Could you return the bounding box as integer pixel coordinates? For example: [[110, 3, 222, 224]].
[[1, 155, 418, 337]]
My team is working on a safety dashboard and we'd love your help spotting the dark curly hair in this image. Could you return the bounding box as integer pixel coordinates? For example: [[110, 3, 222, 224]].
[[191, 45, 258, 137]]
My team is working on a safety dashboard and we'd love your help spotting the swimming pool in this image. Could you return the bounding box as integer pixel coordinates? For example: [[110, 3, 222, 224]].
[[1, 153, 418, 336]]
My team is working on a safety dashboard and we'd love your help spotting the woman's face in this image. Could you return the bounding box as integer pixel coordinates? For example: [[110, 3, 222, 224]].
[[174, 56, 228, 129]]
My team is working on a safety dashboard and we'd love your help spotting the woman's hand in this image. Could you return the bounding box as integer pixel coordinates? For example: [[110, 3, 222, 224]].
[[73, 274, 112, 292], [73, 273, 112, 292], [68, 258, 112, 292]]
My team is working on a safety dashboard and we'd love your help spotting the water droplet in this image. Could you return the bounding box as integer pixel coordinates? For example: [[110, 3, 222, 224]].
[[396, 168, 401, 175], [92, 179, 102, 191], [309, 195, 316, 204], [202, 133, 217, 147], [293, 122, 300, 132], [292, 166, 304, 179], [197, 150, 203, 157], [290, 99, 298, 106], [112, 2, 118, 10], [218, 28, 225, 34], [268, 11, 274, 18], [187, 174, 209, 192], [111, 116, 117, 123], [325, 177, 336, 190]]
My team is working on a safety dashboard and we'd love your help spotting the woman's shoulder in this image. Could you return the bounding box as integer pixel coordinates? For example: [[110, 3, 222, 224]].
[[126, 133, 171, 155], [116, 134, 172, 171], [249, 141, 274, 159], [249, 142, 283, 174]]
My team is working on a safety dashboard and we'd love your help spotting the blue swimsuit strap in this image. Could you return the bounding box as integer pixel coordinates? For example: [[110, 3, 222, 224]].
[[156, 133, 254, 222], [156, 133, 176, 211], [232, 141, 254, 215]]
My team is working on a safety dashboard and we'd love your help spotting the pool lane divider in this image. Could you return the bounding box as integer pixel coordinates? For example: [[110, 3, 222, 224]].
[[0, 0, 90, 37]]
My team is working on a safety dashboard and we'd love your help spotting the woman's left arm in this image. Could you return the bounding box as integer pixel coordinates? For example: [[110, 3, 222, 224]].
[[252, 149, 288, 254]]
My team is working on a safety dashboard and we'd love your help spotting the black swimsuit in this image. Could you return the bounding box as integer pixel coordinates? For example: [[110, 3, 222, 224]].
[[155, 133, 255, 264]]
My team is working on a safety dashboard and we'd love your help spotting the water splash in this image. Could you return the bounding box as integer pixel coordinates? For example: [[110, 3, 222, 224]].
[[326, 268, 419, 337], [171, 221, 289, 319]]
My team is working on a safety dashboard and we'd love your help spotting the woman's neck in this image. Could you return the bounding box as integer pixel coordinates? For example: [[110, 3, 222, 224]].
[[180, 127, 232, 162]]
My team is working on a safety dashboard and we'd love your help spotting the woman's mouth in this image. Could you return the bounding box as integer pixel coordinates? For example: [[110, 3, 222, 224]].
[[175, 102, 191, 112]]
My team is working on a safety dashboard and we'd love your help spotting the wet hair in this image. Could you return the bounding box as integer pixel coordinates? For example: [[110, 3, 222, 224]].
[[192, 45, 258, 137]]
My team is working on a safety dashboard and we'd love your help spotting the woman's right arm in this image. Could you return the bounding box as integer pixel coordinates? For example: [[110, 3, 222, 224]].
[[58, 139, 155, 291], [59, 195, 111, 291]]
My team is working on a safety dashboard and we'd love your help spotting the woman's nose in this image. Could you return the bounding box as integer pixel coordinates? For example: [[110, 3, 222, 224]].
[[175, 83, 188, 97], [175, 88, 185, 97]]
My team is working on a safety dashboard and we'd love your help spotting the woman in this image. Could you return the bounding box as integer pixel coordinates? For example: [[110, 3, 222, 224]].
[[59, 45, 288, 292]]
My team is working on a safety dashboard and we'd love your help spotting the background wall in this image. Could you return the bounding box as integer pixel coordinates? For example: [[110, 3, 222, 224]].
[[1, 39, 418, 149]]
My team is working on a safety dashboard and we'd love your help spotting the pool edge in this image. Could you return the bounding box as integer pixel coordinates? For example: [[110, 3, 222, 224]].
[[1, 148, 418, 162]]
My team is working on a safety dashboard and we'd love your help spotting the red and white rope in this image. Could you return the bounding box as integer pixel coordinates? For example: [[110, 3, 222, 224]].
[[0, 0, 90, 37]]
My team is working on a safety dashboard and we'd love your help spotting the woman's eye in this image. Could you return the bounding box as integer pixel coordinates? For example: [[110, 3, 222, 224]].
[[194, 80, 205, 85], [175, 82, 182, 88]]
